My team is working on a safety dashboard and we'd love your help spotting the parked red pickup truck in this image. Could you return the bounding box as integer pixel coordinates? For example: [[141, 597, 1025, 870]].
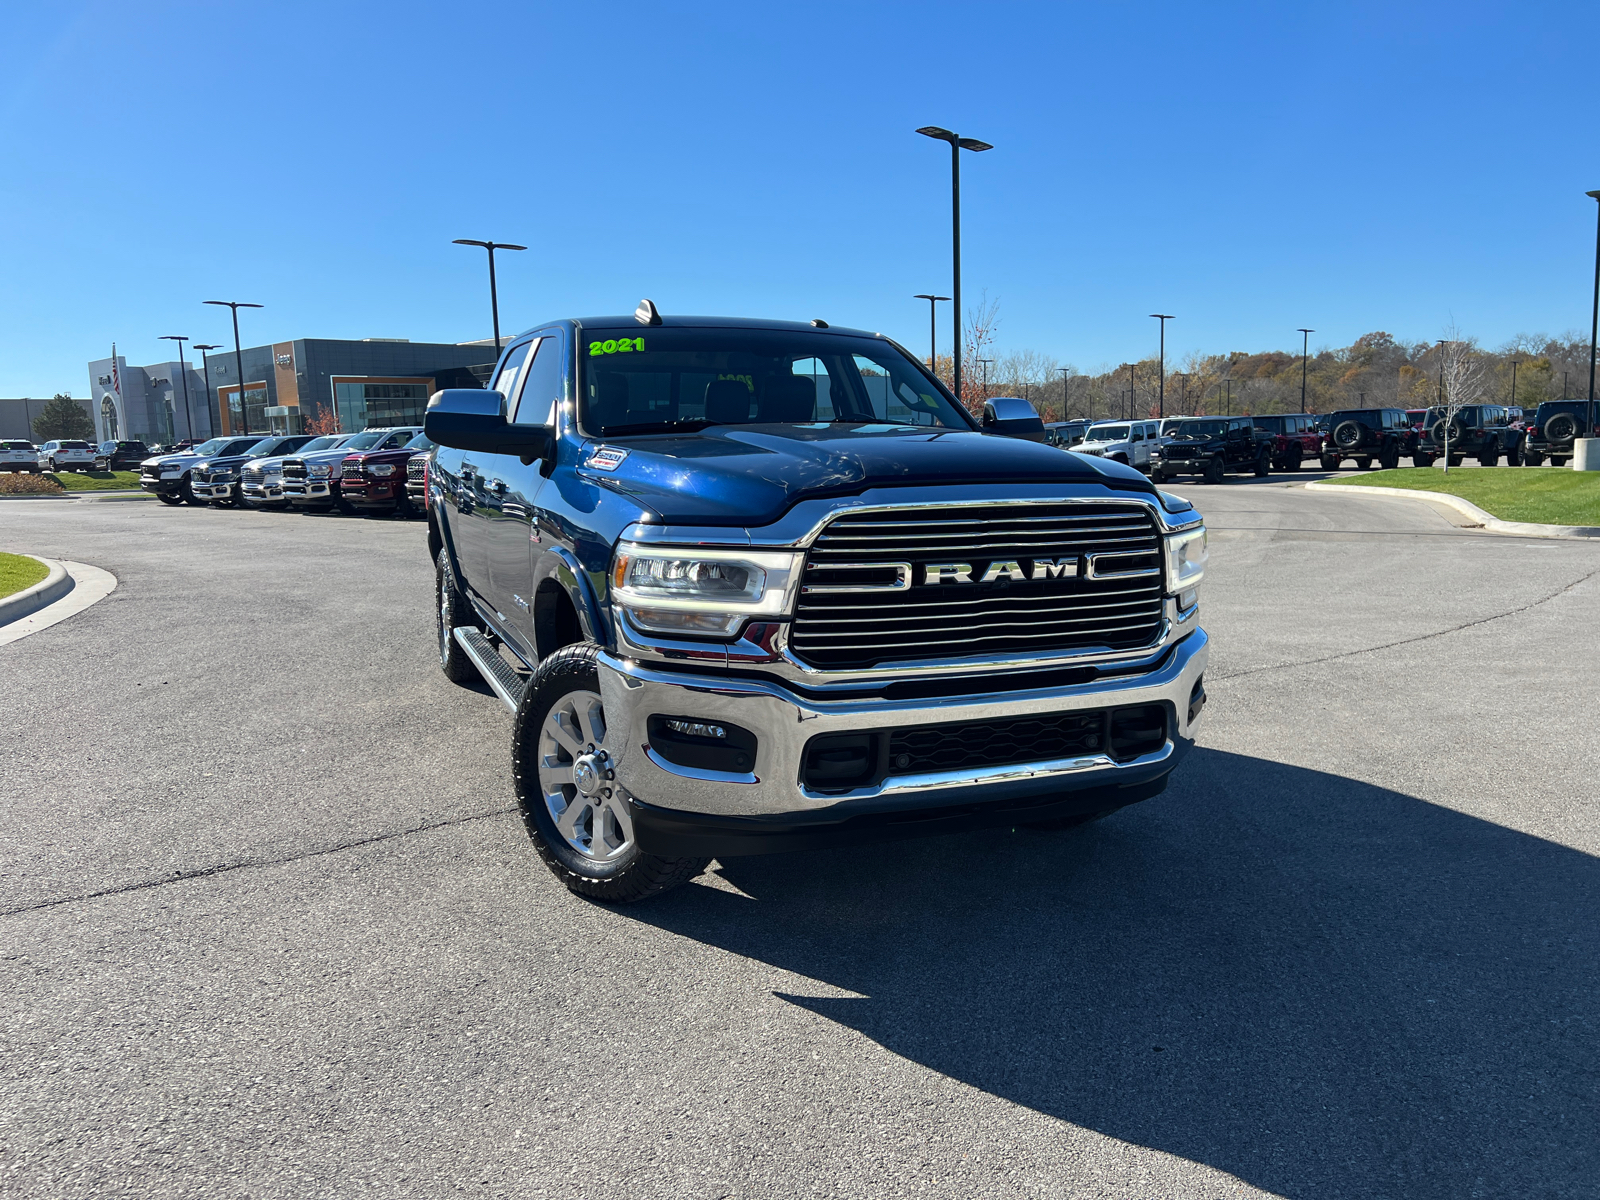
[[338, 431, 433, 517]]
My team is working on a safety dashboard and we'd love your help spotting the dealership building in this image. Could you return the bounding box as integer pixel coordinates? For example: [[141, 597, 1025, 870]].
[[87, 338, 497, 444]]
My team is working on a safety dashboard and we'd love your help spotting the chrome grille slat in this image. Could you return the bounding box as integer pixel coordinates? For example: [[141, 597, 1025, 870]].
[[791, 501, 1165, 670]]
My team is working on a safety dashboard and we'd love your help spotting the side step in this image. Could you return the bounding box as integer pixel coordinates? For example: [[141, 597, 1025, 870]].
[[454, 627, 529, 713]]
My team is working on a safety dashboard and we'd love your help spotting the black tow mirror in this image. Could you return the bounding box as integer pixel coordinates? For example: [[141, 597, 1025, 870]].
[[425, 389, 554, 462], [981, 396, 1047, 442]]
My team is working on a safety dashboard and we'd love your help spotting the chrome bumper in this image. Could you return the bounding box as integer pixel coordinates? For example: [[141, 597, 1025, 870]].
[[599, 627, 1207, 820], [190, 481, 236, 499], [283, 481, 332, 501], [241, 481, 285, 501]]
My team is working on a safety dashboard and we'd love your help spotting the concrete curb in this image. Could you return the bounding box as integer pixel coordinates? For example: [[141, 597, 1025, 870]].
[[0, 561, 117, 645], [0, 492, 77, 501], [1304, 480, 1600, 539], [0, 556, 73, 625]]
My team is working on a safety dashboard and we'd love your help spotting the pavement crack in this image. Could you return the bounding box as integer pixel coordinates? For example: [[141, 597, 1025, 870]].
[[1, 805, 519, 918], [1213, 564, 1600, 682]]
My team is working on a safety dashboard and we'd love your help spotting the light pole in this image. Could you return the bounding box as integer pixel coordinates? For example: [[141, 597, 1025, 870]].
[[453, 238, 527, 354], [1128, 364, 1135, 419], [1297, 329, 1315, 413], [916, 126, 993, 404], [204, 301, 263, 435], [1509, 358, 1520, 411], [1174, 372, 1188, 415], [193, 345, 222, 439], [1585, 189, 1600, 439], [913, 294, 949, 372], [1057, 366, 1071, 419], [978, 358, 994, 401], [1150, 314, 1173, 417], [158, 335, 195, 440]]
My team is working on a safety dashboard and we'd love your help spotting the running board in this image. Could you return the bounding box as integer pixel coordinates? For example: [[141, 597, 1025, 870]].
[[454, 627, 529, 713]]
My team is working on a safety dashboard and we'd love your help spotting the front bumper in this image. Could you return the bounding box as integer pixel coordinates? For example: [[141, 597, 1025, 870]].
[[140, 474, 183, 494], [601, 628, 1208, 851], [341, 481, 400, 507], [241, 480, 286, 503], [190, 479, 237, 500], [283, 480, 334, 504]]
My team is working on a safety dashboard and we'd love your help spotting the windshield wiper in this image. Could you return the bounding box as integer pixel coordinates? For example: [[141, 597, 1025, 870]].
[[598, 419, 718, 437]]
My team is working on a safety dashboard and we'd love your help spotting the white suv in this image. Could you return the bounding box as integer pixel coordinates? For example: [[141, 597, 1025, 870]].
[[1070, 420, 1161, 471], [1, 441, 41, 473], [41, 440, 97, 472]]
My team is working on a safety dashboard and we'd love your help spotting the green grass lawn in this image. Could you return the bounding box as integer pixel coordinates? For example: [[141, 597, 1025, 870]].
[[44, 470, 143, 491], [1336, 467, 1600, 526], [0, 552, 50, 600]]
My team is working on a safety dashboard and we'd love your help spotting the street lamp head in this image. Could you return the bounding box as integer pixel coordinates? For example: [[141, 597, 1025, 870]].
[[957, 138, 993, 152], [1587, 190, 1600, 200], [204, 300, 263, 309], [913, 294, 950, 302], [193, 344, 222, 351], [453, 238, 489, 249], [1298, 328, 1314, 334], [1150, 313, 1174, 320], [915, 126, 956, 143], [159, 335, 188, 342]]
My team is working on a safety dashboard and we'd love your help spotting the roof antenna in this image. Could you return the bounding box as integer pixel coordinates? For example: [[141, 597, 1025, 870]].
[[810, 319, 829, 328], [635, 298, 662, 326]]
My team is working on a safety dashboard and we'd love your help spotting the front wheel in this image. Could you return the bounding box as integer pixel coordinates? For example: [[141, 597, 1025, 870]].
[[1413, 452, 1435, 468], [1379, 446, 1400, 470], [512, 643, 711, 903], [1320, 454, 1340, 471], [1552, 456, 1569, 467], [1253, 451, 1270, 477], [1506, 441, 1523, 467], [180, 476, 204, 505], [1479, 446, 1500, 467], [1204, 457, 1225, 484], [1355, 456, 1373, 470], [1150, 467, 1167, 484], [1525, 451, 1545, 466], [157, 492, 184, 506], [436, 547, 483, 685]]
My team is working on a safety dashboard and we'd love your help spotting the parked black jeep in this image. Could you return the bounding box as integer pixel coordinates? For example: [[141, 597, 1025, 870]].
[[1150, 416, 1271, 483], [1417, 403, 1524, 467], [1319, 408, 1418, 470], [1523, 401, 1599, 467]]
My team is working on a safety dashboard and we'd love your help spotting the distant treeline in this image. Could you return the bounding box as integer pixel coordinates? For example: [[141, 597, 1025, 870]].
[[929, 327, 1594, 421]]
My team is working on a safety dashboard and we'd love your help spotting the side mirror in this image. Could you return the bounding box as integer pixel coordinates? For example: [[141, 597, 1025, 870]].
[[425, 389, 554, 462], [981, 396, 1046, 442]]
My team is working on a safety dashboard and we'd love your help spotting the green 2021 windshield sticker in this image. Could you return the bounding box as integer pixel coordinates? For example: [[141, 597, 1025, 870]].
[[589, 337, 644, 356]]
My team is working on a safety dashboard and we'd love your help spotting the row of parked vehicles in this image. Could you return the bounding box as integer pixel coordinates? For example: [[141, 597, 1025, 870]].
[[131, 428, 435, 516], [1034, 399, 1600, 482]]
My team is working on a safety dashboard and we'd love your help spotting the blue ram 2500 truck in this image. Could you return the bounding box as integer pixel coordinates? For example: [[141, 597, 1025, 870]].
[[425, 302, 1209, 903]]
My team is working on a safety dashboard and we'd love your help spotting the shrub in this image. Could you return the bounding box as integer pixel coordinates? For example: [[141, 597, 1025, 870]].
[[0, 473, 66, 495]]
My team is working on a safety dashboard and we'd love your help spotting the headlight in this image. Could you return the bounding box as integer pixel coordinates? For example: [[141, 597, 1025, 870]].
[[611, 544, 802, 637], [309, 464, 332, 478], [368, 463, 396, 477], [1164, 526, 1207, 594]]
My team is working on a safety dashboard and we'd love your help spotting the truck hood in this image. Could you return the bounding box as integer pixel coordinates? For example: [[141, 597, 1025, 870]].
[[577, 424, 1154, 526]]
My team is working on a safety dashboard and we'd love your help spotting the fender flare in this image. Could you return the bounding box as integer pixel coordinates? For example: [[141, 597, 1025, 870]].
[[531, 545, 609, 650]]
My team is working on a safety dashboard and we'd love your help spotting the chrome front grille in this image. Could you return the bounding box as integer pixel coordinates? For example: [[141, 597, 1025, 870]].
[[789, 502, 1166, 671], [343, 460, 365, 479], [282, 460, 307, 479], [242, 465, 265, 484], [406, 456, 426, 480]]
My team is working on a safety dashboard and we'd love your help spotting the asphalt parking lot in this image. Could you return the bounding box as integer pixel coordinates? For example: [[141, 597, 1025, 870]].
[[4, 484, 1599, 1199]]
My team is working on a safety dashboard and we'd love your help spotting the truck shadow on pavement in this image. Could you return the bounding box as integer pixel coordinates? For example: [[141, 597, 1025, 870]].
[[623, 748, 1599, 1199]]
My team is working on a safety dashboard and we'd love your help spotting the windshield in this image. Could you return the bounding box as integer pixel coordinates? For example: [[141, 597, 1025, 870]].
[[1085, 425, 1128, 441], [578, 328, 971, 436], [299, 436, 342, 453], [186, 438, 230, 455], [340, 432, 388, 451], [405, 432, 435, 451], [244, 438, 279, 455], [1179, 420, 1228, 437]]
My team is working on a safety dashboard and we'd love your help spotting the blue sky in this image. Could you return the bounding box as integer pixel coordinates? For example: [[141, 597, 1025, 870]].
[[2, 0, 1597, 396]]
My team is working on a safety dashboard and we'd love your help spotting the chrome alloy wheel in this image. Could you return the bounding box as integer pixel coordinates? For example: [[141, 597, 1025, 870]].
[[537, 689, 633, 863], [437, 568, 453, 667]]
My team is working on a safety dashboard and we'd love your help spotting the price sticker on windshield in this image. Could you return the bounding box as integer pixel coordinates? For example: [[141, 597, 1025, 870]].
[[589, 338, 644, 356]]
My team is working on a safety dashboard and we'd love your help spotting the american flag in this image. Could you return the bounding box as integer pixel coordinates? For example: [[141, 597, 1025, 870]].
[[110, 345, 121, 399]]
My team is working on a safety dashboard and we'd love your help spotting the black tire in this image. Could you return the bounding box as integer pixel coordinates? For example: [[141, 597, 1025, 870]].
[[1285, 447, 1303, 472], [1320, 454, 1340, 471], [1355, 456, 1373, 470], [1525, 451, 1545, 466], [1253, 450, 1270, 477], [1505, 440, 1523, 467], [1150, 466, 1167, 484], [436, 547, 483, 685], [179, 476, 204, 505], [1546, 413, 1578, 442], [156, 492, 184, 506], [1413, 452, 1435, 468], [1204, 457, 1224, 484], [333, 485, 358, 516], [1332, 420, 1363, 449], [511, 643, 711, 904], [1379, 446, 1400, 470], [394, 491, 417, 519], [1447, 455, 1463, 467], [1552, 456, 1569, 467], [1479, 444, 1499, 467]]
